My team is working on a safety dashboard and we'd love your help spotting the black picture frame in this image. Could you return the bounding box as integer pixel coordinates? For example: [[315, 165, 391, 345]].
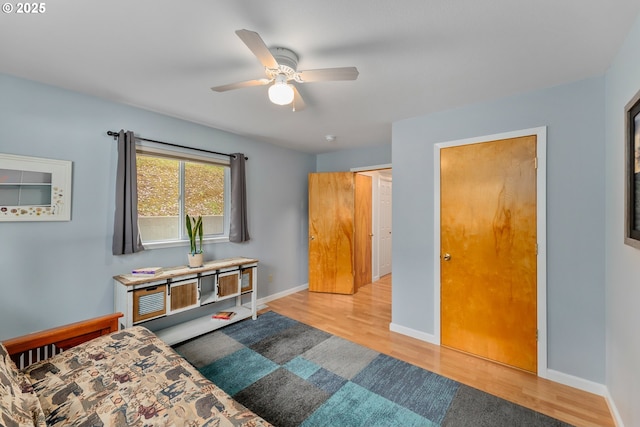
[[625, 89, 640, 248]]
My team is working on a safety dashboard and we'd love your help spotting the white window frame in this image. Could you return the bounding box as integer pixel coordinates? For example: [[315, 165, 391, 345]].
[[135, 142, 231, 249]]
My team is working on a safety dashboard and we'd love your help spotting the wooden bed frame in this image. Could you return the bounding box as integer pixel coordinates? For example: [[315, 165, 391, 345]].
[[2, 313, 123, 369]]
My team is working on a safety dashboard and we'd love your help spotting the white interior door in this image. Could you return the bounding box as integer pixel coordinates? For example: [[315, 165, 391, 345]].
[[379, 176, 392, 276]]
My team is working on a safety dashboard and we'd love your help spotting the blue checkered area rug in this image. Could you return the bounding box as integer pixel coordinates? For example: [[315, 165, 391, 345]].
[[174, 311, 572, 427]]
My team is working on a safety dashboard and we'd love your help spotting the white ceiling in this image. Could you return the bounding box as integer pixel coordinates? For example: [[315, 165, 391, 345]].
[[1, 1, 638, 154]]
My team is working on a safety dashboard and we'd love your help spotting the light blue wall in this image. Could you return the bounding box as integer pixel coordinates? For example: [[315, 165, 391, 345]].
[[392, 77, 606, 383], [604, 12, 640, 427], [0, 73, 315, 340], [316, 144, 391, 172]]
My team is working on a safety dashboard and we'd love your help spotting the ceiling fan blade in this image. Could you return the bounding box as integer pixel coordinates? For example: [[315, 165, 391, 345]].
[[297, 67, 359, 83], [211, 78, 270, 92], [291, 85, 305, 112], [235, 29, 279, 69]]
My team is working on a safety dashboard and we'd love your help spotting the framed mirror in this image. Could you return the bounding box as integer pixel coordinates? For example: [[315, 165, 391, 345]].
[[0, 153, 72, 221]]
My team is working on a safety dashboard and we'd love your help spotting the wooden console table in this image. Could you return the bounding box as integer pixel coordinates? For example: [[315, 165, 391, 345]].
[[114, 257, 258, 345]]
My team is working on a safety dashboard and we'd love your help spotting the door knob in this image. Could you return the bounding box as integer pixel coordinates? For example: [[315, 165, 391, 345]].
[[442, 253, 451, 261], [310, 235, 315, 241]]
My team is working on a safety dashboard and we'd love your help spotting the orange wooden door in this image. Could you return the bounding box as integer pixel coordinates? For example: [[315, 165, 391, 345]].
[[440, 135, 537, 373], [308, 172, 355, 294], [354, 174, 372, 289]]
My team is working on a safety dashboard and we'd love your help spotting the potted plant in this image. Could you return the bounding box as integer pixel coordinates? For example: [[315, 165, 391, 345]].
[[186, 214, 204, 267]]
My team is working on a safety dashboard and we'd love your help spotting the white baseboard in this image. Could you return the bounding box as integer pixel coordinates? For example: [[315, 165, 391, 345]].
[[604, 388, 624, 427], [256, 283, 308, 307], [544, 369, 607, 396], [389, 322, 439, 345], [543, 373, 624, 427]]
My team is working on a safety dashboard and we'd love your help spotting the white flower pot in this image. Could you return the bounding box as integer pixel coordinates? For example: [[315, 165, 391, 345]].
[[187, 252, 203, 268]]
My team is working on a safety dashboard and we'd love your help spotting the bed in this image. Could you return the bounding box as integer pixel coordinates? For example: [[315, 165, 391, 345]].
[[1, 313, 270, 426]]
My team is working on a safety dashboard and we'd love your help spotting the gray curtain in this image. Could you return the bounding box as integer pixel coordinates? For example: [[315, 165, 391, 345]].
[[229, 153, 250, 243], [112, 130, 144, 255]]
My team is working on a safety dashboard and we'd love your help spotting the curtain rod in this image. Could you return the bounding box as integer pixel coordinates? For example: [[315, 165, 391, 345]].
[[106, 131, 248, 160]]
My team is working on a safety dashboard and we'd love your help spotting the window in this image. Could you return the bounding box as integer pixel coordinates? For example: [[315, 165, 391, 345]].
[[136, 145, 230, 246]]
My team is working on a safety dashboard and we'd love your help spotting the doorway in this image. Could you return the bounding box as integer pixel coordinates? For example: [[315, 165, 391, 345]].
[[379, 173, 393, 277], [308, 167, 392, 294], [308, 172, 372, 294], [354, 167, 393, 282], [434, 128, 547, 375]]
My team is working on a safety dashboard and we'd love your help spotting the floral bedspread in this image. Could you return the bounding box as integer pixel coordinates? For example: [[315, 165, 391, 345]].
[[21, 326, 271, 427]]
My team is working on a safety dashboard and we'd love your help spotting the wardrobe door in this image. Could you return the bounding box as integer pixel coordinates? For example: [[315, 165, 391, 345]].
[[308, 172, 355, 294]]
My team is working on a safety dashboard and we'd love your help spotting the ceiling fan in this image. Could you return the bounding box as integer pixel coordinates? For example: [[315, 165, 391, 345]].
[[211, 29, 359, 112]]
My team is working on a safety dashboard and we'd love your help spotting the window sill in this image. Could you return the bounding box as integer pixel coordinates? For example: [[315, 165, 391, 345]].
[[142, 236, 230, 250]]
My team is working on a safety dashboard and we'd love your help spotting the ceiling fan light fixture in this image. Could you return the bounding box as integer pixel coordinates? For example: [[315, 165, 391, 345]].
[[268, 75, 294, 105], [212, 30, 358, 113]]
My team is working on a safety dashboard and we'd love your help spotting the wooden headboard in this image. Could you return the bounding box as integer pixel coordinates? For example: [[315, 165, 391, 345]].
[[2, 313, 123, 369]]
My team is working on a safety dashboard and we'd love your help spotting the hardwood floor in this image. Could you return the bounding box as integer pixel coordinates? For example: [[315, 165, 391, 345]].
[[265, 275, 614, 427]]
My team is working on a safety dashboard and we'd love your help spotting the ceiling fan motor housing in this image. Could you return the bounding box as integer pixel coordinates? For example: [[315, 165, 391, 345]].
[[269, 47, 299, 79]]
